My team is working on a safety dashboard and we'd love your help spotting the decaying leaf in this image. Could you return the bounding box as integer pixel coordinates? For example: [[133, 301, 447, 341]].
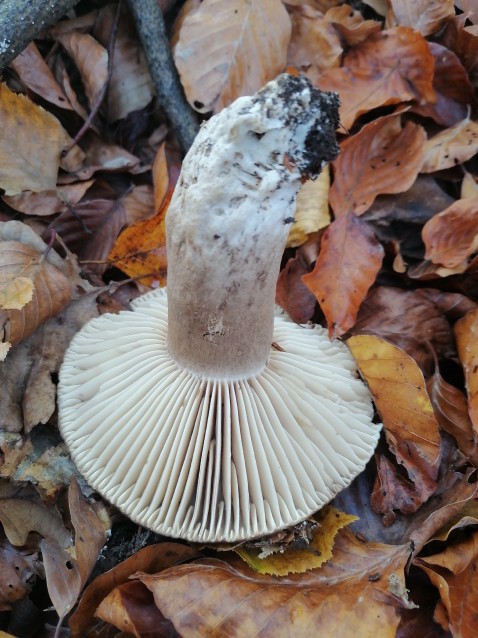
[[236, 506, 357, 576], [287, 166, 330, 248], [135, 530, 413, 638], [0, 83, 68, 195], [421, 118, 478, 173], [173, 0, 291, 113], [330, 113, 426, 216], [0, 499, 71, 548], [347, 336, 441, 509], [326, 5, 381, 47], [317, 27, 435, 129], [0, 540, 41, 611], [454, 308, 478, 435], [422, 197, 478, 270], [2, 181, 94, 217], [387, 0, 455, 37], [302, 213, 384, 337], [276, 252, 317, 324]]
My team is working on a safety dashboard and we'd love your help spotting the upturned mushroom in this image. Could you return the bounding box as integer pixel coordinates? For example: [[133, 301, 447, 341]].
[[59, 74, 381, 543]]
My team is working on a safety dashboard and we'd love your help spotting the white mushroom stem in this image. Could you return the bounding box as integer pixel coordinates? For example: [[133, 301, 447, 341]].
[[167, 75, 339, 377]]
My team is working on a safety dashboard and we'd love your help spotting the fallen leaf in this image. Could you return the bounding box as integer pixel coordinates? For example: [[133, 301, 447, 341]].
[[0, 83, 67, 195], [326, 4, 381, 47], [347, 335, 441, 506], [137, 530, 413, 638], [461, 170, 478, 199], [454, 308, 478, 434], [317, 27, 435, 129], [56, 32, 108, 111], [302, 213, 384, 337], [173, 0, 291, 113], [0, 499, 71, 548], [371, 454, 425, 521], [0, 276, 33, 310], [421, 118, 478, 173], [41, 537, 82, 620], [152, 143, 169, 215], [387, 0, 455, 37], [442, 15, 478, 87], [123, 185, 155, 225], [94, 4, 154, 121], [276, 253, 317, 324], [3, 181, 94, 216], [236, 506, 357, 575], [0, 540, 41, 611], [422, 198, 478, 269], [330, 113, 426, 216], [428, 370, 478, 465], [69, 543, 200, 638], [10, 42, 73, 110], [415, 531, 478, 637], [287, 166, 330, 248]]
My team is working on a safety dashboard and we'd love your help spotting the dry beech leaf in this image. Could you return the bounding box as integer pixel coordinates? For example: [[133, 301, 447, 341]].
[[330, 113, 426, 217], [0, 240, 71, 348], [0, 276, 33, 310], [0, 499, 71, 548], [123, 185, 155, 225], [302, 213, 384, 337], [108, 191, 172, 286], [317, 27, 435, 129], [276, 253, 317, 324], [325, 5, 381, 47], [95, 581, 169, 637], [152, 143, 169, 215], [421, 118, 478, 173], [287, 4, 343, 81], [173, 0, 291, 113], [347, 335, 441, 503], [41, 537, 82, 620], [414, 530, 478, 637], [461, 171, 478, 199], [3, 180, 94, 216], [428, 371, 478, 465], [287, 166, 330, 248], [455, 308, 478, 434], [137, 530, 413, 638], [387, 0, 455, 36], [94, 4, 154, 121], [236, 506, 357, 576], [422, 197, 478, 270], [361, 0, 387, 15], [69, 543, 200, 637], [0, 541, 40, 611], [10, 42, 73, 110], [371, 454, 426, 520], [56, 32, 108, 110], [0, 83, 67, 195]]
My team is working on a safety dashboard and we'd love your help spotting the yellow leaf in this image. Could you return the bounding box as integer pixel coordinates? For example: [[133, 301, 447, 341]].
[[421, 117, 478, 173], [287, 166, 330, 248], [0, 275, 34, 310], [236, 506, 357, 576]]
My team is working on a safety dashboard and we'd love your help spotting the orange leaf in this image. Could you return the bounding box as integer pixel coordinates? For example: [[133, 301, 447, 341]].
[[317, 27, 435, 129], [330, 113, 426, 216], [454, 308, 478, 435], [422, 197, 478, 269], [347, 335, 441, 502], [302, 213, 383, 337], [108, 191, 172, 286], [152, 143, 169, 214]]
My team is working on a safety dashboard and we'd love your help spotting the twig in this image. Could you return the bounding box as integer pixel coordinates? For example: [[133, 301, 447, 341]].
[[64, 0, 122, 153], [126, 0, 199, 153], [0, 0, 80, 72]]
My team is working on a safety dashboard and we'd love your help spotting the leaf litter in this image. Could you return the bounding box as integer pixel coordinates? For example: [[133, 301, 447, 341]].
[[0, 1, 478, 636]]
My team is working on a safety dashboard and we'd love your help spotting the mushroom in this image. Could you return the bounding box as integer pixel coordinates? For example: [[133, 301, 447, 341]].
[[59, 75, 381, 543]]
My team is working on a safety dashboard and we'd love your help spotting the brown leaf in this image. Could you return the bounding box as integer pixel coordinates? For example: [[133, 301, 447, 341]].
[[10, 42, 73, 110], [276, 254, 316, 324], [0, 83, 67, 195], [94, 5, 154, 121], [41, 537, 82, 619], [330, 113, 426, 216], [0, 540, 40, 611], [347, 335, 441, 506], [455, 308, 478, 435], [415, 531, 478, 637], [0, 499, 71, 548], [152, 144, 169, 216], [421, 118, 478, 173], [326, 4, 381, 47], [95, 581, 171, 638], [317, 27, 435, 129], [428, 370, 478, 465], [371, 454, 425, 521], [387, 0, 455, 37], [137, 531, 413, 638], [173, 0, 291, 113], [56, 32, 108, 110], [302, 213, 383, 337], [422, 198, 478, 270], [0, 239, 71, 349], [441, 16, 478, 87], [69, 543, 200, 638], [3, 181, 94, 216]]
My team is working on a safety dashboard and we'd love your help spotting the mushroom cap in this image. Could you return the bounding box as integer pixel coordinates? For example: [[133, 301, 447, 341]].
[[59, 289, 381, 543]]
